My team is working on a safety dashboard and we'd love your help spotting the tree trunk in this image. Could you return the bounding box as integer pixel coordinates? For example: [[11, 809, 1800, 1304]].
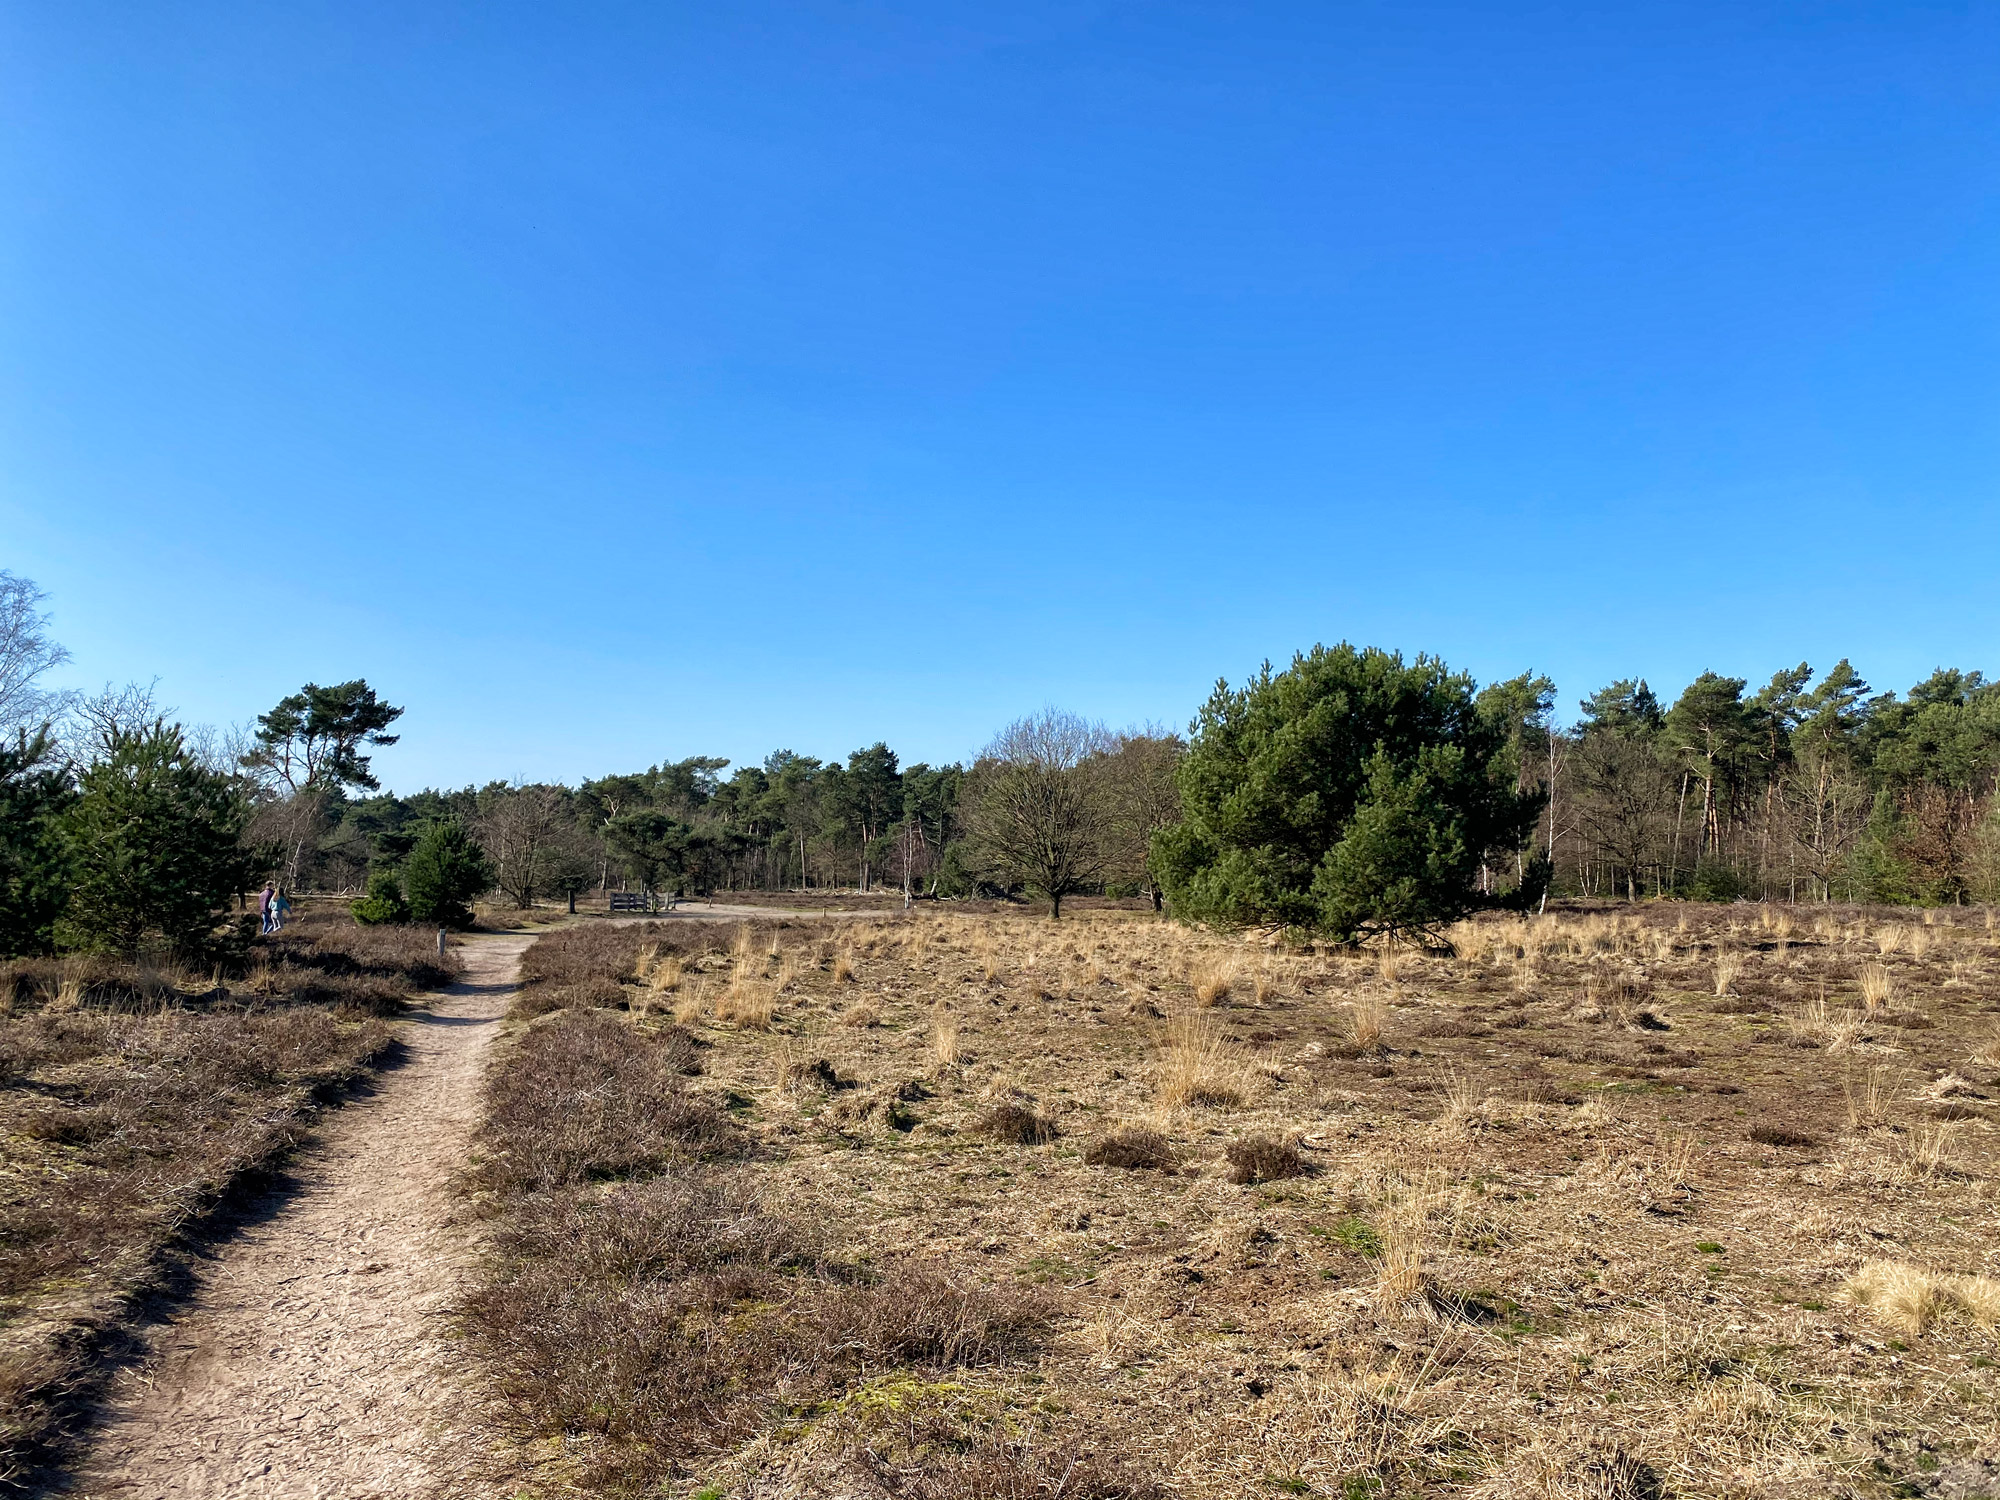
[[1050, 890, 1062, 920]]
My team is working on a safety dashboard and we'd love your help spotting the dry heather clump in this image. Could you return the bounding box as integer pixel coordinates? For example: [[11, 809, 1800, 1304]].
[[840, 1001, 881, 1028], [782, 1056, 846, 1094], [477, 1012, 718, 1194], [1749, 1123, 1821, 1148], [976, 1102, 1059, 1145], [1083, 1125, 1177, 1171], [1157, 1013, 1246, 1108], [1224, 1133, 1305, 1185]]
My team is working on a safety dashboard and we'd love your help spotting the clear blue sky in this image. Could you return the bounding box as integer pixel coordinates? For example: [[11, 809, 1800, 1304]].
[[4, 2, 1996, 792]]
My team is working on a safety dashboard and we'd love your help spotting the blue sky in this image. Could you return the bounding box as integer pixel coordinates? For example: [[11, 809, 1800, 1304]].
[[4, 2, 1996, 792]]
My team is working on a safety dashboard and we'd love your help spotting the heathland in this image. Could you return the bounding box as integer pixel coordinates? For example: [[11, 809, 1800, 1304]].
[[458, 900, 2000, 1499]]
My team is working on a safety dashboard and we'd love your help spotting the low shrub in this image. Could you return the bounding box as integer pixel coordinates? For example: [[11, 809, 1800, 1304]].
[[975, 1102, 1059, 1145], [1224, 1133, 1306, 1185], [477, 1012, 720, 1194], [1083, 1127, 1177, 1172]]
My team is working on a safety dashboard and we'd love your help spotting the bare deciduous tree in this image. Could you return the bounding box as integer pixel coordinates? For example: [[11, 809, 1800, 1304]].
[[1102, 729, 1184, 910], [476, 783, 576, 908], [0, 573, 71, 735], [962, 710, 1117, 919]]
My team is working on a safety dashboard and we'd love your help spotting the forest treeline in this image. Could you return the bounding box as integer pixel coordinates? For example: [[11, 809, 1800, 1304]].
[[289, 656, 2000, 914], [4, 564, 1999, 965]]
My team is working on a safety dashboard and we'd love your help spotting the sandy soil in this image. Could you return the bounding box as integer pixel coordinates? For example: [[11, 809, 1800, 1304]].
[[70, 935, 533, 1500]]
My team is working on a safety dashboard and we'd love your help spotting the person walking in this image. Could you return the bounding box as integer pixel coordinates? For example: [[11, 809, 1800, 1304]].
[[270, 887, 292, 932], [258, 883, 277, 934]]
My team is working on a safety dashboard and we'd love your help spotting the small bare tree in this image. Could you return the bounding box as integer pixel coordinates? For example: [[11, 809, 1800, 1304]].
[[962, 709, 1117, 919], [0, 572, 71, 735]]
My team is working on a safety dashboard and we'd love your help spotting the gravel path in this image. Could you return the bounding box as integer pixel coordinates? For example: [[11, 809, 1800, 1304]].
[[72, 935, 532, 1500]]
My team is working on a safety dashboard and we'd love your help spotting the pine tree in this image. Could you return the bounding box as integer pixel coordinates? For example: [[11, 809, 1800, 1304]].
[[58, 722, 258, 958], [0, 731, 75, 956], [403, 819, 494, 928], [1152, 644, 1544, 943]]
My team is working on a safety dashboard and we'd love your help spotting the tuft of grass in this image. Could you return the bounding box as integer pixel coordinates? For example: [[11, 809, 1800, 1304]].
[[715, 980, 775, 1031], [1859, 963, 1894, 1013], [1157, 1013, 1246, 1108], [1712, 951, 1744, 996], [1843, 1064, 1894, 1131], [1376, 944, 1405, 988], [1347, 994, 1386, 1051], [832, 945, 858, 983], [1190, 956, 1235, 1008], [930, 1009, 960, 1068]]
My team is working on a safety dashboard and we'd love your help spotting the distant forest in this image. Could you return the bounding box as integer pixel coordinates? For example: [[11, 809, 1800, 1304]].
[[275, 658, 1999, 908], [5, 565, 1995, 920]]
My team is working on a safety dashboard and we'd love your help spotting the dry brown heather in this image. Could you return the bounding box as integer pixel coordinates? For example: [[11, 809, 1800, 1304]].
[[471, 903, 2000, 1499], [0, 906, 456, 1486]]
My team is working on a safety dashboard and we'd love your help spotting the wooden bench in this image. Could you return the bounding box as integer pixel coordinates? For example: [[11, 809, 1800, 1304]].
[[608, 892, 648, 913]]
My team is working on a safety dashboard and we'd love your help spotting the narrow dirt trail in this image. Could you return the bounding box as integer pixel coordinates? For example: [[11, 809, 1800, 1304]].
[[73, 935, 532, 1500]]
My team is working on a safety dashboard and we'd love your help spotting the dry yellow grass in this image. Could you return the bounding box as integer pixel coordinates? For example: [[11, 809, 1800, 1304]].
[[1190, 956, 1235, 1007], [930, 1009, 960, 1068], [1156, 1011, 1246, 1108], [477, 901, 2000, 1499], [1843, 1063, 1894, 1130], [1860, 962, 1894, 1012], [831, 945, 857, 983], [1348, 992, 1385, 1050], [715, 979, 775, 1030], [1376, 944, 1405, 987], [1841, 1259, 2000, 1336], [671, 978, 709, 1026], [1712, 950, 1743, 996]]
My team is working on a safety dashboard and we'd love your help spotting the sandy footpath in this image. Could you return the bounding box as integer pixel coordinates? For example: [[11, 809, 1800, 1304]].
[[72, 935, 532, 1500]]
